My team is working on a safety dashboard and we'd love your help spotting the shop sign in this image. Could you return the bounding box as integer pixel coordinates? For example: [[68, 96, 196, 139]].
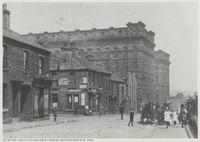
[[59, 78, 69, 85], [60, 88, 68, 92], [68, 89, 82, 93], [83, 77, 88, 83], [79, 84, 87, 89]]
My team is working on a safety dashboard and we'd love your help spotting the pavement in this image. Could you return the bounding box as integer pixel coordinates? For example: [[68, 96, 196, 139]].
[[3, 113, 196, 138], [3, 114, 121, 133]]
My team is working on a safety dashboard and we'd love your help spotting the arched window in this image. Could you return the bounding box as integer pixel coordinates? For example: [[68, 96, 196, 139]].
[[104, 48, 110, 59], [78, 49, 85, 58], [155, 66, 159, 71], [114, 47, 119, 58], [123, 47, 128, 58], [96, 48, 102, 59], [85, 48, 94, 59]]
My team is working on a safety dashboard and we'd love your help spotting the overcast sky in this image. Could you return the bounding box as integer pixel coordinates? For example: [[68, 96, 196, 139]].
[[5, 2, 198, 95]]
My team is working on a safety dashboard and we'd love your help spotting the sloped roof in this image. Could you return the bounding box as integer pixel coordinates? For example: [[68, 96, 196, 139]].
[[3, 29, 51, 53], [111, 74, 125, 83], [50, 54, 110, 74]]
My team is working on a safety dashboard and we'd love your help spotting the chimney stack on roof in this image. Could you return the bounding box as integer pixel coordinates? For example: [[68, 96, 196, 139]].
[[3, 3, 10, 30]]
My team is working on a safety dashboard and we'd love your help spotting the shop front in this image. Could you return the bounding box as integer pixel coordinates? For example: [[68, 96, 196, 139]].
[[33, 79, 52, 120]]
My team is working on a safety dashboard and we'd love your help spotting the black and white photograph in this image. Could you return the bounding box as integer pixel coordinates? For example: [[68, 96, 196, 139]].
[[1, 0, 198, 140]]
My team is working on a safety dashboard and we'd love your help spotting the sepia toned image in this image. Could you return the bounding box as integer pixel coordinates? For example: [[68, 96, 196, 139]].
[[2, 1, 198, 140]]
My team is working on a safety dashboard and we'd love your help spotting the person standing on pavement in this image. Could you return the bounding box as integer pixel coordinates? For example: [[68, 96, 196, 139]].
[[179, 104, 187, 128], [53, 107, 57, 122], [171, 108, 178, 126], [128, 108, 134, 126], [119, 104, 124, 120], [164, 106, 171, 128], [73, 106, 78, 116]]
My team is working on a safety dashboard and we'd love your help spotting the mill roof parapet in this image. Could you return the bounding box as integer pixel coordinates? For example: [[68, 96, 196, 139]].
[[24, 21, 155, 44]]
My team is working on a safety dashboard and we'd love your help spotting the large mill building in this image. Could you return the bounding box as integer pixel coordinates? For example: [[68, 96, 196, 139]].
[[24, 21, 164, 111]]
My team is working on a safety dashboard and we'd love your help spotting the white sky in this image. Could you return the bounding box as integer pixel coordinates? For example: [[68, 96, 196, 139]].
[[4, 2, 198, 95]]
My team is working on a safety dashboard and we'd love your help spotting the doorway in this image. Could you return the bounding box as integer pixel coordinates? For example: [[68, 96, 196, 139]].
[[12, 86, 19, 118], [38, 88, 44, 118]]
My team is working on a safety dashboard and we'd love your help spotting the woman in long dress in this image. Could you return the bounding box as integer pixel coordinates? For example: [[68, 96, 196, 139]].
[[164, 106, 171, 128]]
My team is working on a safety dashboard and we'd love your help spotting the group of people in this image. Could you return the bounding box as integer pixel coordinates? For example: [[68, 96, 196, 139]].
[[164, 104, 188, 128], [119, 103, 189, 128], [119, 104, 134, 126]]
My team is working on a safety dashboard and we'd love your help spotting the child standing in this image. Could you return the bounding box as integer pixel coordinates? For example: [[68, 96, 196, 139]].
[[164, 106, 171, 128], [128, 108, 134, 126], [171, 108, 178, 126], [53, 107, 57, 122]]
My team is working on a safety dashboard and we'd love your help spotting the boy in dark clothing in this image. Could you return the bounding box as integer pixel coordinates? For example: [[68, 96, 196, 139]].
[[53, 108, 57, 122], [128, 108, 134, 126], [119, 104, 124, 120], [74, 106, 78, 116]]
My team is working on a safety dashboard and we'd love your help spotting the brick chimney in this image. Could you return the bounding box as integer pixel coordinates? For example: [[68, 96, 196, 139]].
[[3, 3, 10, 30]]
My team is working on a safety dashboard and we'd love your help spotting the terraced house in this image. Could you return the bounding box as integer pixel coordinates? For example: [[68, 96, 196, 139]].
[[3, 5, 52, 123]]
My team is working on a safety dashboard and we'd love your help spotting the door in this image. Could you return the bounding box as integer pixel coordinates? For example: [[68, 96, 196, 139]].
[[12, 86, 19, 118], [21, 86, 30, 113], [38, 88, 44, 118], [66, 95, 72, 110], [73, 94, 79, 109]]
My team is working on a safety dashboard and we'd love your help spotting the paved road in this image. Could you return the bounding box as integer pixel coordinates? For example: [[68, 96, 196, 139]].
[[3, 114, 189, 138]]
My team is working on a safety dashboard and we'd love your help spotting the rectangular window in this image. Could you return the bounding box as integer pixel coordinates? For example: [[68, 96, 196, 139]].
[[3, 84, 7, 109], [69, 72, 76, 87], [52, 73, 58, 87], [104, 63, 110, 72], [24, 51, 29, 71], [52, 94, 58, 103], [3, 45, 7, 68], [74, 96, 78, 103], [39, 57, 44, 75], [69, 96, 72, 103], [93, 74, 95, 87], [81, 93, 85, 106]]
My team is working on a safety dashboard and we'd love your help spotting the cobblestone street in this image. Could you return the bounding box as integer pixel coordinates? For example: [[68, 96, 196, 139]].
[[3, 114, 191, 138]]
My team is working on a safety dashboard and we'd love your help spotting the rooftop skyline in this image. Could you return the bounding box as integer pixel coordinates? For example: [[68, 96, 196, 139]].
[[3, 2, 198, 95]]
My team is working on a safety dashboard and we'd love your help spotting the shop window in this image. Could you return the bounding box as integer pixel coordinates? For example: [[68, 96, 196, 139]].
[[44, 88, 49, 115], [3, 84, 7, 109], [24, 50, 29, 71], [34, 88, 39, 117], [39, 57, 44, 75], [3, 45, 8, 68], [81, 93, 85, 106]]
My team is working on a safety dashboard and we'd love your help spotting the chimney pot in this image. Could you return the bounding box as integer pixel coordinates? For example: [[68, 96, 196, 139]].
[[3, 3, 10, 30]]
